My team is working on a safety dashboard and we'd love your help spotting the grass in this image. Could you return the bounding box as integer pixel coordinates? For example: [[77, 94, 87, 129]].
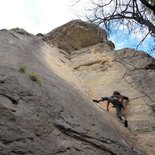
[[19, 64, 42, 86], [29, 72, 42, 86], [19, 64, 27, 73]]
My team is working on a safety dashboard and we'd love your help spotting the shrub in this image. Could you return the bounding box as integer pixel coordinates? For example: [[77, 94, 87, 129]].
[[29, 72, 42, 86], [19, 64, 27, 73]]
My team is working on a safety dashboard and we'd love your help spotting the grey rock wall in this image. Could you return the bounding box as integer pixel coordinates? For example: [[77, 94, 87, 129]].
[[0, 29, 144, 155]]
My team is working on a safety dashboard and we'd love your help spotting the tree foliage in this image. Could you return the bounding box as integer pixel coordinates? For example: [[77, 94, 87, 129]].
[[77, 0, 155, 54]]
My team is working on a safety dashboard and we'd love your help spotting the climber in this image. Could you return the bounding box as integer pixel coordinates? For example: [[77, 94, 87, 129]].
[[93, 91, 129, 127]]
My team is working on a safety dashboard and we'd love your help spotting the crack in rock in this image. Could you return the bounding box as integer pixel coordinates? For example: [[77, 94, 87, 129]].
[[54, 123, 126, 155], [0, 93, 18, 105]]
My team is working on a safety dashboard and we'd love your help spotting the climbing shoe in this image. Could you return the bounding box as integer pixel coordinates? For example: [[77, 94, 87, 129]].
[[124, 120, 128, 128], [92, 100, 99, 103]]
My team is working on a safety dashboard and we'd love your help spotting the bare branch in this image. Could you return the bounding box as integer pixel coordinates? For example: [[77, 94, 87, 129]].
[[140, 0, 155, 15], [79, 0, 155, 54], [136, 31, 150, 49]]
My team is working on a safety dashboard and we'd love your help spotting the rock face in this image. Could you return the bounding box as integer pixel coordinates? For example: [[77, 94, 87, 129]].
[[42, 20, 115, 53], [71, 46, 155, 131], [70, 45, 155, 155], [42, 20, 155, 155], [0, 20, 154, 155]]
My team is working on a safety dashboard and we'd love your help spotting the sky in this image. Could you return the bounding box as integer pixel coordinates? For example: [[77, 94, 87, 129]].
[[0, 0, 77, 34], [0, 0, 154, 57]]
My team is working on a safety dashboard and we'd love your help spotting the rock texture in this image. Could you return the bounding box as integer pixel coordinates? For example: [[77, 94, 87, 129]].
[[42, 20, 155, 155], [71, 46, 155, 130], [0, 20, 154, 155], [70, 45, 155, 155], [42, 20, 115, 53]]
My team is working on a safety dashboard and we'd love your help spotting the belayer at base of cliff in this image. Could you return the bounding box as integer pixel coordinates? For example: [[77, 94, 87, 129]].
[[93, 91, 129, 128]]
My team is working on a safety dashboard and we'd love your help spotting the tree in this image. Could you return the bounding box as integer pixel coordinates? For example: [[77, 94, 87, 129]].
[[75, 0, 155, 55]]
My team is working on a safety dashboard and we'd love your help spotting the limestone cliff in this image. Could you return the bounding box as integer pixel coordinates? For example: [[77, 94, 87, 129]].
[[42, 20, 115, 53], [0, 20, 154, 155], [42, 20, 155, 155]]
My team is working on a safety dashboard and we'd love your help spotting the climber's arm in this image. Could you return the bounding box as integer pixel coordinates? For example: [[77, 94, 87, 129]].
[[122, 95, 129, 101], [122, 95, 129, 106]]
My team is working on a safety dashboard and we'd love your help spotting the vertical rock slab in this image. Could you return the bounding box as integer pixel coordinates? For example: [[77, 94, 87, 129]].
[[0, 29, 144, 155]]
